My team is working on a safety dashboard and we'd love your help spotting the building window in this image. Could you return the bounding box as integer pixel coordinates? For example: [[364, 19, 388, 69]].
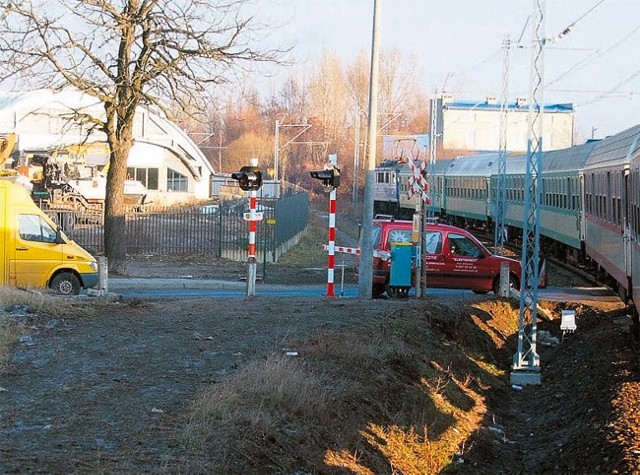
[[127, 167, 159, 190], [167, 168, 188, 192]]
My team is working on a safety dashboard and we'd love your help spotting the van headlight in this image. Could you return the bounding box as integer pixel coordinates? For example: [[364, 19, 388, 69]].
[[89, 261, 98, 271]]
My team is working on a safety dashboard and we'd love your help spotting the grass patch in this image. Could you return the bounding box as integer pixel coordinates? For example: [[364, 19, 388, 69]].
[[277, 214, 332, 268], [183, 299, 518, 473]]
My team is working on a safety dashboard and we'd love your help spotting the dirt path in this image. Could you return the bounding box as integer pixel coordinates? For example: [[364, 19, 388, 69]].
[[0, 295, 403, 472]]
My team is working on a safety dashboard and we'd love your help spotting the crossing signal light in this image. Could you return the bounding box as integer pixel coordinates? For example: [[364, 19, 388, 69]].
[[231, 166, 263, 191], [310, 167, 340, 189]]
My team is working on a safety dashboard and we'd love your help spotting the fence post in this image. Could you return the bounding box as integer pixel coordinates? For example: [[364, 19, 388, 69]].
[[98, 256, 108, 295]]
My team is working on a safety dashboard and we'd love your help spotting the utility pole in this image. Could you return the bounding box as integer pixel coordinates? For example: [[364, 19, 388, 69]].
[[512, 0, 546, 386], [358, 0, 381, 299], [352, 108, 361, 203]]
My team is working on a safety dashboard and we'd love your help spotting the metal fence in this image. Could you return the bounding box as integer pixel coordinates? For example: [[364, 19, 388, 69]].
[[41, 191, 309, 262]]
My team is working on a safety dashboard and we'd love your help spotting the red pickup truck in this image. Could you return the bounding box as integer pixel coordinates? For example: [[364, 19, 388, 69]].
[[356, 218, 526, 298]]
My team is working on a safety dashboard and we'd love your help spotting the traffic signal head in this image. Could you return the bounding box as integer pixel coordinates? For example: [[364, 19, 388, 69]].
[[310, 167, 340, 189], [231, 166, 263, 191]]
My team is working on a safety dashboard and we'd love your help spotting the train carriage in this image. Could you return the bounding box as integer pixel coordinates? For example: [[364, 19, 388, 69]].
[[423, 158, 455, 217], [538, 141, 597, 255], [629, 132, 640, 327], [373, 160, 404, 217], [443, 153, 500, 225], [583, 124, 640, 298], [396, 158, 455, 218]]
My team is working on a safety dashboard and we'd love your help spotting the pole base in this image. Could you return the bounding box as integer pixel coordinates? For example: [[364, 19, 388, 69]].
[[510, 369, 541, 386]]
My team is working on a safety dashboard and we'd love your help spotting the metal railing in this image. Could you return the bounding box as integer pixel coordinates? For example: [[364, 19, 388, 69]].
[[40, 191, 309, 262]]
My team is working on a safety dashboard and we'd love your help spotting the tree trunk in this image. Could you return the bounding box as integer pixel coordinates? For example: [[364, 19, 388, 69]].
[[104, 123, 133, 275]]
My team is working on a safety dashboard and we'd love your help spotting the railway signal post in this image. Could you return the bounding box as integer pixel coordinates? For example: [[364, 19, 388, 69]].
[[231, 159, 263, 297], [310, 154, 341, 297], [407, 156, 429, 297]]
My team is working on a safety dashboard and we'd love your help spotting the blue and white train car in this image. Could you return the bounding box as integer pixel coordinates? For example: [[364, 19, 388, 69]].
[[443, 153, 500, 224], [538, 141, 598, 256]]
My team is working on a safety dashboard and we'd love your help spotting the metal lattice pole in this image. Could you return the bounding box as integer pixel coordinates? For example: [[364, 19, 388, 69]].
[[511, 0, 546, 386], [494, 36, 510, 256]]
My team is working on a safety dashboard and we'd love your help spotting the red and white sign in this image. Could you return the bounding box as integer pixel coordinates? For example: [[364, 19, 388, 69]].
[[322, 244, 360, 255], [243, 212, 264, 222], [407, 157, 431, 204]]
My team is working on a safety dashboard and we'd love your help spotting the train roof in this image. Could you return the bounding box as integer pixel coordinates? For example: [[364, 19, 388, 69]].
[[503, 140, 600, 174], [541, 141, 599, 173], [584, 124, 640, 169], [443, 153, 502, 177]]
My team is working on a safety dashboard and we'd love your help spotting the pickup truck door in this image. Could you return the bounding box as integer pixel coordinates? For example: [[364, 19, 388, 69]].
[[424, 230, 448, 288], [442, 232, 492, 290]]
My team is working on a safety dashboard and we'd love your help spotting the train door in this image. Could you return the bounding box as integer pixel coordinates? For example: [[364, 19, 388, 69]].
[[624, 168, 632, 295]]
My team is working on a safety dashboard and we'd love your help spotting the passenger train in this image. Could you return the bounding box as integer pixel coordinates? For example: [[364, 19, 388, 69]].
[[373, 124, 640, 336]]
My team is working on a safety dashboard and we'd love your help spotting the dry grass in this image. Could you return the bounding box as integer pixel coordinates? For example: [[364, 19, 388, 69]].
[[183, 299, 520, 473], [277, 215, 330, 268]]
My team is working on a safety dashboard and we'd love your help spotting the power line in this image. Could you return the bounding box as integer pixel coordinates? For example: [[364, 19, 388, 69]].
[[547, 24, 640, 88], [578, 67, 640, 107], [549, 88, 638, 96], [553, 0, 607, 40]]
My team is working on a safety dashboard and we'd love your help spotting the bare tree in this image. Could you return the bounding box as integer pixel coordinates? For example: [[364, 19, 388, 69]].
[[0, 0, 284, 273]]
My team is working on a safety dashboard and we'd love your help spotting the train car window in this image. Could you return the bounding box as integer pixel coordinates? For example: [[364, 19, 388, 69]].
[[617, 198, 622, 227], [606, 171, 612, 223]]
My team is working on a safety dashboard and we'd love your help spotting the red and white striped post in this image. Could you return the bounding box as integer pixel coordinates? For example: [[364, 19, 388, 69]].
[[310, 154, 340, 297], [327, 184, 336, 297], [326, 154, 339, 297], [246, 158, 259, 297]]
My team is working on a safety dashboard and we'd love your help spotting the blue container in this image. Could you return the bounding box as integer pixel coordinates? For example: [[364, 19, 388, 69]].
[[389, 242, 413, 287]]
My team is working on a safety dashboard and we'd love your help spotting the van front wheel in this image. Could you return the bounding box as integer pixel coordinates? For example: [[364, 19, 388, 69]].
[[50, 273, 81, 296]]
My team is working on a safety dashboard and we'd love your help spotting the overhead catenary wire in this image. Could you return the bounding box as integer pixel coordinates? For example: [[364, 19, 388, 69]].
[[578, 67, 640, 107], [553, 0, 607, 40], [547, 24, 640, 88]]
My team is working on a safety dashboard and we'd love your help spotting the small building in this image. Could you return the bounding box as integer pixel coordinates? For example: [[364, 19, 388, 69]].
[[432, 94, 575, 153], [0, 88, 216, 206]]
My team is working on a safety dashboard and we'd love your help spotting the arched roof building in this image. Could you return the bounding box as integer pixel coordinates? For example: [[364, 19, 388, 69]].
[[0, 88, 215, 205]]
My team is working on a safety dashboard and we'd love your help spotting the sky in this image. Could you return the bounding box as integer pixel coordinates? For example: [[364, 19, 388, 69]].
[[260, 0, 639, 140]]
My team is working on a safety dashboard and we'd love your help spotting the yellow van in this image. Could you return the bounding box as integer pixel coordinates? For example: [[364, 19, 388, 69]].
[[0, 180, 98, 295]]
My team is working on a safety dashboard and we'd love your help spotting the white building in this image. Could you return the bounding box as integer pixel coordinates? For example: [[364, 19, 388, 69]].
[[0, 88, 215, 205], [433, 95, 575, 152]]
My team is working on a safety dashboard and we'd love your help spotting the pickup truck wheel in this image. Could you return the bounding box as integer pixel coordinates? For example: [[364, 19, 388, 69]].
[[50, 273, 81, 296]]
